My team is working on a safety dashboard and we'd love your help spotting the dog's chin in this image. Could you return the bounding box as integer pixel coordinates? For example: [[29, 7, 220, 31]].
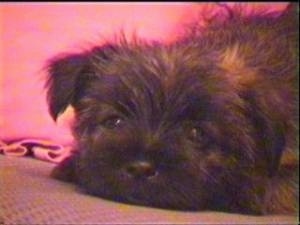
[[84, 186, 205, 211], [76, 166, 207, 211]]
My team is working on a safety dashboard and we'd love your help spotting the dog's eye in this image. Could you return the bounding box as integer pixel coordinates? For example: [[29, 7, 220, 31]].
[[189, 127, 204, 141], [102, 116, 123, 129]]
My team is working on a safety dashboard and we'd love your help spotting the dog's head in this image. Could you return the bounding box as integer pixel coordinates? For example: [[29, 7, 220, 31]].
[[46, 4, 298, 213], [46, 38, 288, 214]]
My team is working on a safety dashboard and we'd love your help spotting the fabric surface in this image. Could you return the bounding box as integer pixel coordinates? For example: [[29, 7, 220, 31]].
[[0, 155, 297, 224], [0, 139, 71, 163]]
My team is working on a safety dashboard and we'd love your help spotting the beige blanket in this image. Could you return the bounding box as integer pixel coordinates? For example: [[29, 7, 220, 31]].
[[0, 155, 297, 224]]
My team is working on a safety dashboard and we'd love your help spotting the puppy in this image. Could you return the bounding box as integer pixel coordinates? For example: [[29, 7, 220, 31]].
[[46, 4, 298, 215]]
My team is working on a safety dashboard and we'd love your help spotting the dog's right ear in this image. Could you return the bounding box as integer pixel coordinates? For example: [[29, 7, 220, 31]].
[[46, 53, 90, 121]]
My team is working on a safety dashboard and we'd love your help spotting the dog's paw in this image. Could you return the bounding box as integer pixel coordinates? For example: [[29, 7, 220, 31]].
[[51, 155, 77, 183]]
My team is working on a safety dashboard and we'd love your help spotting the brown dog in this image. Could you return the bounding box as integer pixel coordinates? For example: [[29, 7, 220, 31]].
[[46, 3, 298, 214]]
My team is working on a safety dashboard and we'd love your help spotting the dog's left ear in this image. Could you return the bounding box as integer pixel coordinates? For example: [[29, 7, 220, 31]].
[[46, 53, 90, 121]]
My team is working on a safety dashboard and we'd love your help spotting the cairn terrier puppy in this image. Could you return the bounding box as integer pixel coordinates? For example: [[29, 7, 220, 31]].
[[46, 4, 298, 214]]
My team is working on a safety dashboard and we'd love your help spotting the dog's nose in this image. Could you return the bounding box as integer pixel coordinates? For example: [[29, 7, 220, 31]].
[[125, 161, 157, 178]]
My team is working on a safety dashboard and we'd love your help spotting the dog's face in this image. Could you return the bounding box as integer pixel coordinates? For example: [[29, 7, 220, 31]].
[[47, 41, 283, 214], [46, 4, 297, 215]]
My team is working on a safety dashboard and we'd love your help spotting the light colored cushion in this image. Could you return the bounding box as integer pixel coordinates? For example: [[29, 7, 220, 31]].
[[0, 155, 297, 224]]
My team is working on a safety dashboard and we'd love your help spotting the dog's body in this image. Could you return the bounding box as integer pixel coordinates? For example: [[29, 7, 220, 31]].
[[46, 4, 298, 215]]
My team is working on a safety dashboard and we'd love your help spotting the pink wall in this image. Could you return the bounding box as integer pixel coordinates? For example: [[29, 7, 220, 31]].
[[0, 3, 288, 146]]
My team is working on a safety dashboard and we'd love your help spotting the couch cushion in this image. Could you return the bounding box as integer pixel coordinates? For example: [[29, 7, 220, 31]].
[[0, 155, 297, 224]]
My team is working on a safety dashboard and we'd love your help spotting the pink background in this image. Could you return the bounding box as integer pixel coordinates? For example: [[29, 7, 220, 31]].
[[0, 3, 288, 146]]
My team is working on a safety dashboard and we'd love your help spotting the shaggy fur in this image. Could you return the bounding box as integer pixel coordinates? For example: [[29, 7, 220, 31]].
[[46, 3, 298, 215]]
